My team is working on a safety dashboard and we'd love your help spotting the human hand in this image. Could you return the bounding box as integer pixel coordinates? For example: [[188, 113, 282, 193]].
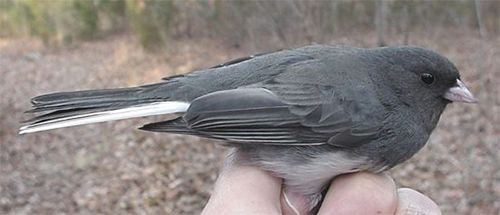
[[202, 164, 441, 215]]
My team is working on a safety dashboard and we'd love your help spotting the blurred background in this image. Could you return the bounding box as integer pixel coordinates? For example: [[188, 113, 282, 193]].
[[0, 0, 498, 214]]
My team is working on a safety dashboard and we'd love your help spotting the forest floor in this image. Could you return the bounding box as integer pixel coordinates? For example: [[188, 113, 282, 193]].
[[1, 30, 499, 214]]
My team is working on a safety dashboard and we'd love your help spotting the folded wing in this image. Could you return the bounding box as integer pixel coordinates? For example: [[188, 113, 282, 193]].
[[141, 85, 382, 148]]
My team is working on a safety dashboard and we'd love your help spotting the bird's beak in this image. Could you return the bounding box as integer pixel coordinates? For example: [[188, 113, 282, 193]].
[[443, 79, 477, 103]]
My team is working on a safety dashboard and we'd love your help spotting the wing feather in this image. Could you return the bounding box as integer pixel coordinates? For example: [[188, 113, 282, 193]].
[[141, 84, 381, 147]]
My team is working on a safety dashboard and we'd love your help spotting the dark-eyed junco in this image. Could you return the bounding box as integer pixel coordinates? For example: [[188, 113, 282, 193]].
[[20, 45, 476, 213]]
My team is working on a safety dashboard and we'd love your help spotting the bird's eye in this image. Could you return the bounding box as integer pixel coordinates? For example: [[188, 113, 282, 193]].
[[421, 73, 434, 84]]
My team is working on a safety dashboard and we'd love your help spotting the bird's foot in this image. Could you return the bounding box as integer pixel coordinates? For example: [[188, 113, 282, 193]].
[[281, 189, 322, 215]]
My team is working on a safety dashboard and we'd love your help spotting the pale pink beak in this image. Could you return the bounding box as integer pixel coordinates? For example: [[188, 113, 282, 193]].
[[443, 79, 477, 103]]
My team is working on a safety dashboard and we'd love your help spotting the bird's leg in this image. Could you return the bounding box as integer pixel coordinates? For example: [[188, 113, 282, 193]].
[[281, 188, 322, 215]]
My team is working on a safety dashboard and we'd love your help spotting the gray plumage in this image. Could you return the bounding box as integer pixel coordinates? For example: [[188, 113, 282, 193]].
[[21, 45, 476, 213]]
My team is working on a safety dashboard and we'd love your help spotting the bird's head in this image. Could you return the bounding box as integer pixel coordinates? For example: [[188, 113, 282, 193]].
[[373, 46, 477, 131]]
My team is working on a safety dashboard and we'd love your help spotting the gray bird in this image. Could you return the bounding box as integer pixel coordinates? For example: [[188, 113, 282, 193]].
[[20, 45, 476, 213]]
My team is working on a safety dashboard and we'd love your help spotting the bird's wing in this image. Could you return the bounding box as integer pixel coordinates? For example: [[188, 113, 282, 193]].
[[142, 60, 384, 147]]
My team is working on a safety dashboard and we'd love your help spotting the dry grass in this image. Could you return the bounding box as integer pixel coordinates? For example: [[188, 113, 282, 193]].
[[0, 30, 498, 214]]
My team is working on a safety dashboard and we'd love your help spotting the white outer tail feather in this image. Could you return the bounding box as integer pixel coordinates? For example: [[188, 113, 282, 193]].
[[19, 101, 190, 134]]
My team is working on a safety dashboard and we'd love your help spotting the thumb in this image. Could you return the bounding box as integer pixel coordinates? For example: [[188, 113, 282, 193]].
[[318, 172, 398, 215]]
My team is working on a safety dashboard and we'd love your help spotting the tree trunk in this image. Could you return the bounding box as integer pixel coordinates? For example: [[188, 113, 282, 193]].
[[474, 0, 487, 38], [375, 0, 388, 47]]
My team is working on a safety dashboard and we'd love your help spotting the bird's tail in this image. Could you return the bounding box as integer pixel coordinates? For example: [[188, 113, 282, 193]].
[[19, 83, 189, 134]]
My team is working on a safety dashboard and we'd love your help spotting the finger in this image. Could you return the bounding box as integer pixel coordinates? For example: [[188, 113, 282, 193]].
[[318, 172, 398, 215], [396, 188, 441, 215], [202, 162, 282, 215]]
